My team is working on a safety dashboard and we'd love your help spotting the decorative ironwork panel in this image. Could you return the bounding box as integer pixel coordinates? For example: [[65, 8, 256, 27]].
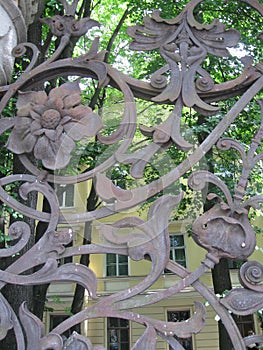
[[0, 0, 262, 349]]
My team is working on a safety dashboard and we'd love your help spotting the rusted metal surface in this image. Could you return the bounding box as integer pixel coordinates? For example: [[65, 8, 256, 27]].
[[0, 0, 262, 349]]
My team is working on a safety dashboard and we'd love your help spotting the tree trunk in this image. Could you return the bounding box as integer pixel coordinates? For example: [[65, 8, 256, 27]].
[[0, 3, 47, 347], [212, 260, 234, 350], [197, 115, 234, 350]]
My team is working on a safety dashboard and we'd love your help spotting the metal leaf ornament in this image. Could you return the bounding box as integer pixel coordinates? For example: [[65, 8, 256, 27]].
[[221, 288, 263, 316], [127, 8, 240, 108], [127, 5, 240, 150]]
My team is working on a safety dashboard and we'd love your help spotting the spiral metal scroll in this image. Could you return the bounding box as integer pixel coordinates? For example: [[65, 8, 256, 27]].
[[0, 0, 262, 349]]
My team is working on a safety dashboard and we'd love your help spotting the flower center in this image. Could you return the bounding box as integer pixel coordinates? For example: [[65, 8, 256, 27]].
[[41, 109, 61, 129]]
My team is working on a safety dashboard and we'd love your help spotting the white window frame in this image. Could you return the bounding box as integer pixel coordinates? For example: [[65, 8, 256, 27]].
[[105, 254, 129, 277], [56, 184, 75, 208], [168, 233, 187, 268]]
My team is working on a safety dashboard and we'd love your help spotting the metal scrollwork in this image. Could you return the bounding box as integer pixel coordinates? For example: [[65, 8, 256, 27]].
[[0, 0, 262, 349], [240, 261, 263, 292]]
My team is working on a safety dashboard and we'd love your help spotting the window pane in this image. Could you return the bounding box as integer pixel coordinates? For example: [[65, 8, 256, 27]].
[[107, 254, 116, 264], [107, 265, 116, 276], [57, 189, 64, 206], [180, 338, 193, 350], [109, 329, 118, 342], [118, 264, 128, 276], [120, 330, 129, 342], [174, 249, 186, 262], [106, 254, 128, 276], [120, 319, 129, 327], [169, 250, 174, 260], [180, 260, 186, 268], [167, 310, 193, 350], [108, 318, 119, 328], [108, 318, 129, 350], [118, 255, 128, 263], [56, 184, 74, 207], [236, 314, 255, 337], [168, 235, 186, 268], [170, 235, 184, 247]]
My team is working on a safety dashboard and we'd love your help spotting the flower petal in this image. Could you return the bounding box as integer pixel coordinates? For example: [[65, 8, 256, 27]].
[[63, 93, 82, 109], [56, 125, 63, 137], [7, 119, 37, 154], [51, 134, 76, 169], [59, 133, 76, 154], [64, 112, 103, 141], [30, 110, 41, 121], [21, 133, 38, 153], [46, 97, 64, 110], [55, 134, 76, 169], [60, 116, 72, 125], [17, 91, 47, 113], [14, 116, 31, 132], [70, 105, 92, 120], [32, 105, 47, 115], [33, 134, 75, 170], [49, 81, 81, 100], [33, 129, 45, 136], [31, 91, 48, 105], [7, 131, 23, 153], [34, 136, 58, 167], [44, 129, 58, 141], [17, 103, 34, 117], [7, 117, 37, 153], [31, 120, 42, 134]]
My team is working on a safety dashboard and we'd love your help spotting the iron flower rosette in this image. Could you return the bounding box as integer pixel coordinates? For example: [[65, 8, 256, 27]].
[[7, 80, 103, 170]]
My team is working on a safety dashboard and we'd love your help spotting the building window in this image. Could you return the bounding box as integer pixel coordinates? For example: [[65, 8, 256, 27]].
[[167, 310, 193, 350], [50, 314, 70, 338], [236, 314, 255, 337], [106, 254, 128, 276], [107, 317, 129, 350], [167, 235, 186, 268], [56, 184, 74, 208]]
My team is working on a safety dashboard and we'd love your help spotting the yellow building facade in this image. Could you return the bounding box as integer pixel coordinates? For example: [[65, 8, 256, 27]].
[[43, 181, 263, 349]]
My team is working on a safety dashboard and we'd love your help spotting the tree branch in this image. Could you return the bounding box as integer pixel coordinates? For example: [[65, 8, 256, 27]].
[[89, 7, 130, 110], [104, 7, 130, 63]]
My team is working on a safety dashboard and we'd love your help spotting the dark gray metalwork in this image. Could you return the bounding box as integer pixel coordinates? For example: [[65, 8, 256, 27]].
[[0, 0, 262, 349]]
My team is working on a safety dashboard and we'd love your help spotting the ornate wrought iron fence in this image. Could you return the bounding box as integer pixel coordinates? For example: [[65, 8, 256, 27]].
[[0, 0, 262, 349]]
